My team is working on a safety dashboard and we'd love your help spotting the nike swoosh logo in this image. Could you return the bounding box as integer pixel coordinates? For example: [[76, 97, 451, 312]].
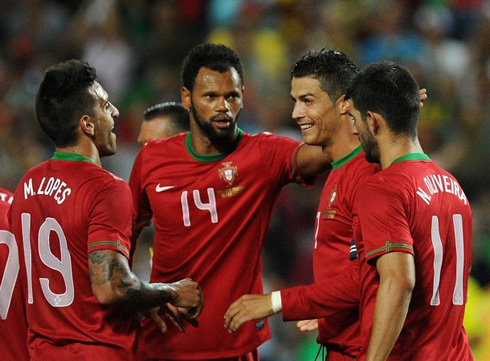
[[156, 184, 175, 192]]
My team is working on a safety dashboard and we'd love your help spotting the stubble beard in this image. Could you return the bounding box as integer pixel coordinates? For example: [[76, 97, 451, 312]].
[[190, 101, 239, 143], [360, 129, 380, 164]]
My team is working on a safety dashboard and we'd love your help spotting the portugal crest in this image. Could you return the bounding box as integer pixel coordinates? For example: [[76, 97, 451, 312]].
[[328, 183, 338, 208], [322, 183, 337, 219], [218, 161, 238, 187]]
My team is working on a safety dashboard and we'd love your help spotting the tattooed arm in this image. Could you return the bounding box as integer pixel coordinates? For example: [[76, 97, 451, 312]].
[[88, 249, 203, 313]]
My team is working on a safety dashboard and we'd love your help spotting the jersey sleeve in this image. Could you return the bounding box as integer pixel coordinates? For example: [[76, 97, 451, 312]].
[[281, 259, 360, 321], [128, 148, 153, 241], [356, 181, 414, 264], [0, 196, 12, 230], [259, 133, 315, 187], [1, 188, 13, 230], [87, 177, 133, 259]]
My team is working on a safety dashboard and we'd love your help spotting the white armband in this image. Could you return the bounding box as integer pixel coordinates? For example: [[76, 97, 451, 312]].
[[271, 291, 282, 314]]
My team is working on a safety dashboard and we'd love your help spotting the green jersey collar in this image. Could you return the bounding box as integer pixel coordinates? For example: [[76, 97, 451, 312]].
[[331, 145, 363, 170], [185, 128, 243, 162], [52, 151, 95, 164], [391, 153, 430, 165]]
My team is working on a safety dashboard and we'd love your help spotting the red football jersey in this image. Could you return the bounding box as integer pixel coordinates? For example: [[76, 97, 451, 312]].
[[130, 130, 310, 359], [9, 152, 141, 361], [281, 147, 378, 358], [355, 155, 473, 360], [0, 187, 29, 361]]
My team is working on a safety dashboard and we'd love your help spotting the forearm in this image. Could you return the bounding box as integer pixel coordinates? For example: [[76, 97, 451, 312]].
[[108, 272, 176, 311], [225, 264, 360, 333], [282, 260, 360, 321], [297, 144, 330, 179], [89, 249, 174, 311], [365, 277, 412, 361], [366, 253, 415, 361]]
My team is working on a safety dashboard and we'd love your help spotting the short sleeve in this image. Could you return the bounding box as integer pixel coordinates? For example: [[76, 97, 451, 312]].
[[87, 177, 133, 259], [356, 180, 414, 264], [258, 133, 314, 187], [129, 148, 153, 238]]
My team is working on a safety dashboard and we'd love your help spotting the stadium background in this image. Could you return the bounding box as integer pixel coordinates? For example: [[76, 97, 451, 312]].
[[0, 0, 489, 359]]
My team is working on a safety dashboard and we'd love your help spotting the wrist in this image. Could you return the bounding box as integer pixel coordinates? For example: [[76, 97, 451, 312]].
[[271, 291, 282, 313], [160, 283, 177, 304]]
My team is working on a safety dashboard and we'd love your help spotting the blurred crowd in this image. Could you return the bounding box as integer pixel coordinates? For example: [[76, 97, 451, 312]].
[[1, 0, 489, 359]]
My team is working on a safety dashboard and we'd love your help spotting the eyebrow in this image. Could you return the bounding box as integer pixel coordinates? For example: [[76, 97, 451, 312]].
[[291, 92, 316, 100]]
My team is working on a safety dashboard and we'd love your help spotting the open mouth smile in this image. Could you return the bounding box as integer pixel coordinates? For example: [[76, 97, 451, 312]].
[[299, 124, 314, 130]]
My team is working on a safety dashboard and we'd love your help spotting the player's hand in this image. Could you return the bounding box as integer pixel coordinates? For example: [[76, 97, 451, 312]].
[[175, 306, 201, 328], [297, 319, 318, 332], [168, 278, 203, 311], [141, 305, 184, 333], [224, 294, 275, 333], [419, 88, 427, 107]]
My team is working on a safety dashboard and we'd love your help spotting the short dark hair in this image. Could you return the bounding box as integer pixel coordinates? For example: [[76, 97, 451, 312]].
[[291, 49, 359, 102], [143, 102, 189, 132], [181, 43, 244, 91], [345, 62, 420, 138], [35, 59, 97, 147]]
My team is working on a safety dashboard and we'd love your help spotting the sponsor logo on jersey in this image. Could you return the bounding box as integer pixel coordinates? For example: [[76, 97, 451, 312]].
[[156, 184, 175, 192], [218, 185, 245, 198], [218, 161, 238, 187]]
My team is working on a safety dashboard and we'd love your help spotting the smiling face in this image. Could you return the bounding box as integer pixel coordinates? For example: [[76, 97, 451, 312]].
[[291, 76, 341, 148], [90, 81, 119, 157], [183, 67, 243, 144]]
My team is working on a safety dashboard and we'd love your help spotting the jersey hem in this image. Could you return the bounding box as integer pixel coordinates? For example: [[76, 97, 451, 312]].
[[146, 334, 271, 359]]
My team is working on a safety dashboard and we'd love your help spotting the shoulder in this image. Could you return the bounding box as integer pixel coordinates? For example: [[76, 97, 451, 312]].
[[78, 165, 130, 198], [0, 187, 13, 205], [245, 131, 302, 149], [137, 132, 187, 161], [349, 154, 380, 179], [145, 132, 187, 148], [357, 169, 404, 203], [98, 170, 129, 191]]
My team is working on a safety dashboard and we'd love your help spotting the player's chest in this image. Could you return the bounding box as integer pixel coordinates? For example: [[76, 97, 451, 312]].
[[143, 158, 275, 219], [316, 174, 354, 225]]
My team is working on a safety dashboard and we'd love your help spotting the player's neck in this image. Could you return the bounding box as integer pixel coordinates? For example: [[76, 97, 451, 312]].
[[189, 129, 238, 156], [379, 136, 424, 170], [323, 132, 361, 163], [55, 144, 102, 167]]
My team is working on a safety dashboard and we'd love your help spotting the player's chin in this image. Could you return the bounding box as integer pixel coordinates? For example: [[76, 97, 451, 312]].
[[302, 133, 320, 146], [99, 142, 117, 157], [214, 125, 236, 138]]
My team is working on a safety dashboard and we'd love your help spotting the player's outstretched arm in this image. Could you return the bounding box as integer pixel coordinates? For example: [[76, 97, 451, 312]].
[[225, 259, 360, 332], [224, 294, 275, 333], [88, 249, 203, 314], [296, 145, 330, 180]]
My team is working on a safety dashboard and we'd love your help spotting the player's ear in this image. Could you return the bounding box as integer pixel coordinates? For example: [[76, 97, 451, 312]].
[[181, 86, 191, 111], [366, 111, 380, 135], [240, 86, 244, 109], [80, 115, 95, 137], [337, 94, 349, 115]]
